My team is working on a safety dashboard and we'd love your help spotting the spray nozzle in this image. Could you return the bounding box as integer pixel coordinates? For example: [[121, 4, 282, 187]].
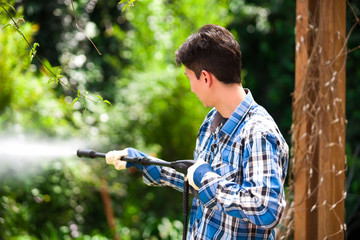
[[77, 149, 105, 158]]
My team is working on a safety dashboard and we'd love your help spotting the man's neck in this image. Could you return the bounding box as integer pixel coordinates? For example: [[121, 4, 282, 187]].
[[214, 84, 247, 118]]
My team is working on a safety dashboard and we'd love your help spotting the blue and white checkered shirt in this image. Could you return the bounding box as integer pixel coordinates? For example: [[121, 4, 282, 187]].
[[127, 89, 289, 239]]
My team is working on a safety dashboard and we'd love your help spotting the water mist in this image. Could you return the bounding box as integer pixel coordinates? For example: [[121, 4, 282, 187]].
[[0, 134, 88, 177]]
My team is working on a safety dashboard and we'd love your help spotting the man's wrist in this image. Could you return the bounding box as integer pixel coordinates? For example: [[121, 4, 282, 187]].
[[193, 163, 213, 189], [126, 147, 145, 170]]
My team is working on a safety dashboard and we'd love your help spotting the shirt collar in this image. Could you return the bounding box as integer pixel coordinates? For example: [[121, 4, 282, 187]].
[[219, 89, 254, 137], [210, 112, 224, 133]]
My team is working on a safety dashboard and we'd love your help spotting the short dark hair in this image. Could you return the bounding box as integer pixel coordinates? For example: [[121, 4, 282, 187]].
[[175, 24, 242, 84]]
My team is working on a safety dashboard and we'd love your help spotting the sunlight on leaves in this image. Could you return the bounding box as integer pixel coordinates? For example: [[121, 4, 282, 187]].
[[29, 42, 39, 62]]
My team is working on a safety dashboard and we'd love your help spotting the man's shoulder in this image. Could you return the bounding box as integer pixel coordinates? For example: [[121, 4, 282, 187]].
[[242, 104, 283, 138]]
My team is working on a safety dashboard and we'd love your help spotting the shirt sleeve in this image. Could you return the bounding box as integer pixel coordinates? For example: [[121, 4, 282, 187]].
[[126, 148, 185, 193], [196, 132, 288, 229]]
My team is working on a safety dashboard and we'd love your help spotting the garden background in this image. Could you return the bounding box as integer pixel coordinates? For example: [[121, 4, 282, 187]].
[[0, 0, 359, 239]]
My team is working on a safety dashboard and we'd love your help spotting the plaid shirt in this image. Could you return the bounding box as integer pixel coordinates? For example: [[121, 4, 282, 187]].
[[128, 90, 289, 239]]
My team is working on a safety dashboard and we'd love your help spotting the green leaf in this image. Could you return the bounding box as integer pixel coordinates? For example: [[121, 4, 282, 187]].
[[33, 43, 40, 49], [122, 5, 128, 12], [55, 69, 62, 84], [0, 2, 16, 12], [72, 98, 79, 107], [120, 0, 136, 12], [95, 95, 103, 101], [47, 69, 62, 85], [1, 23, 12, 31], [77, 90, 81, 98], [103, 100, 111, 105], [29, 43, 40, 62]]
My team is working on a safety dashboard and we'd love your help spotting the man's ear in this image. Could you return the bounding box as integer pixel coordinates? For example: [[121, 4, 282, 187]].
[[201, 70, 213, 87]]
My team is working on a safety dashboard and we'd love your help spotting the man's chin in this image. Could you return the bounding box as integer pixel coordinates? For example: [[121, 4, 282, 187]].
[[202, 103, 212, 108]]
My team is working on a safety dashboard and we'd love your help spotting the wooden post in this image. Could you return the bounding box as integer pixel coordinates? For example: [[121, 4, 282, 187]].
[[293, 0, 346, 239], [100, 178, 120, 240]]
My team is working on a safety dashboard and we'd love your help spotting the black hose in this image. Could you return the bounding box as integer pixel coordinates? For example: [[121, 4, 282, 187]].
[[183, 178, 189, 240]]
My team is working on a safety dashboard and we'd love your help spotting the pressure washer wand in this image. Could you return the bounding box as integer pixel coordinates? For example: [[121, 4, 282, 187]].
[[77, 148, 195, 240], [77, 149, 195, 174]]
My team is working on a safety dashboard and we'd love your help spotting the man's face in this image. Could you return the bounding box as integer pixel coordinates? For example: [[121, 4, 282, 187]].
[[184, 67, 210, 107]]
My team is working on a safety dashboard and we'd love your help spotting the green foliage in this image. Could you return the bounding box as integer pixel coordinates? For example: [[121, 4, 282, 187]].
[[0, 158, 109, 239], [1, 0, 360, 239], [0, 0, 233, 238], [0, 1, 15, 11], [0, 7, 73, 137], [48, 69, 63, 85], [94, 94, 111, 106], [1, 0, 109, 111]]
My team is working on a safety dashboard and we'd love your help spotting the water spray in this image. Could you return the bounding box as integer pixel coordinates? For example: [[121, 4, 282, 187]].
[[0, 134, 87, 176], [77, 148, 196, 240]]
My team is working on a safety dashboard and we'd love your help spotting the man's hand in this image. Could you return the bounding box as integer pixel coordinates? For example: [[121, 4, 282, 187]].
[[187, 159, 213, 190], [106, 148, 129, 170]]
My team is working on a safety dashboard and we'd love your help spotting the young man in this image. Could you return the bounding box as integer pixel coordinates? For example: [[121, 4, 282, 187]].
[[106, 24, 289, 239]]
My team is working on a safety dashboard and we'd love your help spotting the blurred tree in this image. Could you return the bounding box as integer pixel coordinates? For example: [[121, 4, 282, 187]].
[[227, 0, 295, 143], [1, 0, 360, 239], [0, 0, 234, 239], [0, 2, 75, 138]]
